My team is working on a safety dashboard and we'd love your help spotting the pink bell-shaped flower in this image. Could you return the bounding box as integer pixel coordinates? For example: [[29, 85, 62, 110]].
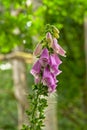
[[39, 48, 49, 67], [33, 43, 42, 56], [52, 38, 66, 57]]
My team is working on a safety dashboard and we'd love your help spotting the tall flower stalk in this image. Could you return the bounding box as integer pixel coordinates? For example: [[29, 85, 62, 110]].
[[21, 24, 66, 130]]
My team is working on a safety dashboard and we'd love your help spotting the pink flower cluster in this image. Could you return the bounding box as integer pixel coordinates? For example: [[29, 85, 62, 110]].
[[30, 32, 66, 92]]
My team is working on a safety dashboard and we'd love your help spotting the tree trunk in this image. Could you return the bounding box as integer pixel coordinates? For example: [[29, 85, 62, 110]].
[[43, 93, 58, 130], [83, 15, 87, 117], [12, 46, 28, 130]]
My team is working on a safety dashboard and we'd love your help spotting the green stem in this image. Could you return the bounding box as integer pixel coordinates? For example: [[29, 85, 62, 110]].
[[30, 89, 39, 130], [21, 84, 48, 130]]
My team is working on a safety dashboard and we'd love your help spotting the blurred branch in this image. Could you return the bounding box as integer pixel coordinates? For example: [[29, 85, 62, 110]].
[[0, 89, 14, 97], [82, 16, 87, 114], [0, 52, 33, 63], [84, 16, 87, 84], [62, 28, 75, 61]]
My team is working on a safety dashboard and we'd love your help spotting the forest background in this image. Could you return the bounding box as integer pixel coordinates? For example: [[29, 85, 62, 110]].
[[0, 0, 87, 130]]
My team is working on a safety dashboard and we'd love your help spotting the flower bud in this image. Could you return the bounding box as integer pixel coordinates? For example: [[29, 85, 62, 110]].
[[52, 26, 60, 39], [52, 25, 60, 34], [46, 32, 52, 43], [53, 33, 59, 39], [33, 43, 42, 56], [52, 38, 66, 57]]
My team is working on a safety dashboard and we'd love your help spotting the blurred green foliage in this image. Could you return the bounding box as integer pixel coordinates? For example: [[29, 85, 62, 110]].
[[0, 0, 87, 130], [0, 68, 17, 130]]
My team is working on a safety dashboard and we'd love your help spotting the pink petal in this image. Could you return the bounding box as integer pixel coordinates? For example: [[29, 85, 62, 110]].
[[52, 38, 66, 57], [35, 77, 41, 84], [49, 54, 62, 75], [30, 60, 41, 77], [33, 43, 42, 56], [39, 48, 49, 67], [46, 32, 52, 46], [42, 67, 56, 92]]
